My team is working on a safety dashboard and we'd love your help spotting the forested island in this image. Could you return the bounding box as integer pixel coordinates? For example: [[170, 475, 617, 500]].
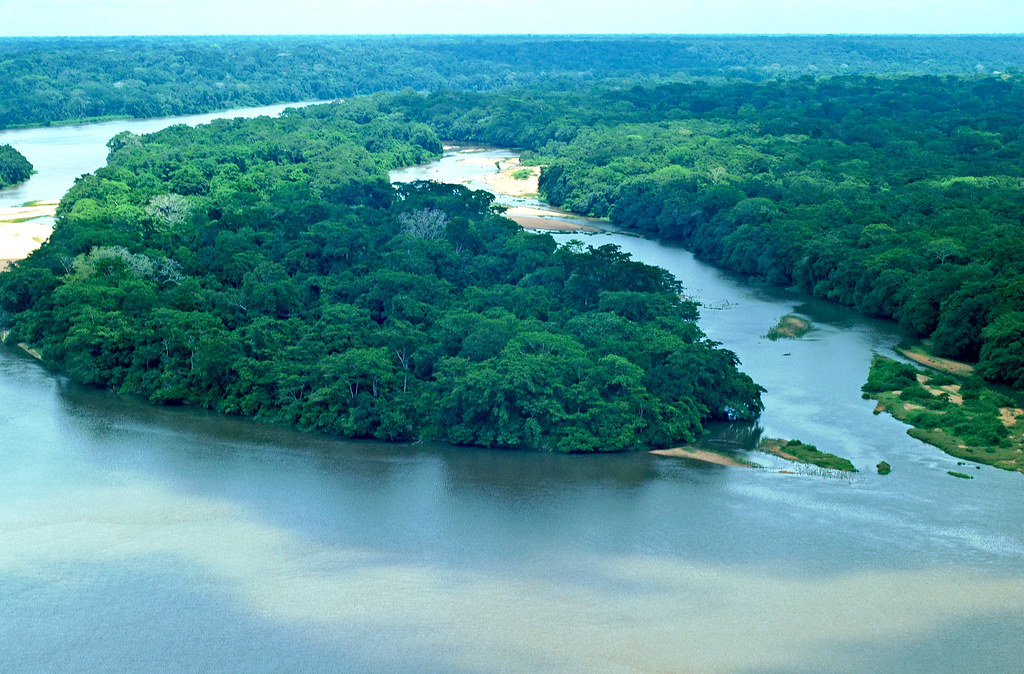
[[0, 144, 33, 188], [4, 34, 1024, 456], [0, 103, 762, 451]]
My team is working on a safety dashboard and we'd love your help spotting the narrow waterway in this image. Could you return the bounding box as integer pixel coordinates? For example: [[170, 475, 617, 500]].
[[0, 117, 1021, 673]]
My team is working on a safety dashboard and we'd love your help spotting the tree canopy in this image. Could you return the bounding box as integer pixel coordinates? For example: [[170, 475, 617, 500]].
[[356, 75, 1024, 387], [0, 144, 33, 188], [0, 102, 762, 452], [4, 35, 1024, 128]]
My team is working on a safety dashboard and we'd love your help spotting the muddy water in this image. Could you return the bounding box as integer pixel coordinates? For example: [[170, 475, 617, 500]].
[[0, 126, 1021, 673]]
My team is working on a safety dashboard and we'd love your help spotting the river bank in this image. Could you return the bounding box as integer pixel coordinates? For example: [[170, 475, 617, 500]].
[[0, 106, 1022, 673], [0, 201, 57, 270]]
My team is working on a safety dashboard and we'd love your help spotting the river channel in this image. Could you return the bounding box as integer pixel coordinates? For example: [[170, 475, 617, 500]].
[[1, 108, 1022, 672]]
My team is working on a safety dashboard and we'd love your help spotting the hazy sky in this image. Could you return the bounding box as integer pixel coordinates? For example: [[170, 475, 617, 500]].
[[1, 0, 1023, 36]]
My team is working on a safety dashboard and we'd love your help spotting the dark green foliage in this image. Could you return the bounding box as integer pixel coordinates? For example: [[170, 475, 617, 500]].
[[0, 103, 762, 452], [978, 312, 1024, 388], [862, 357, 920, 394], [5, 36, 1024, 129], [0, 144, 33, 188], [876, 461, 891, 475], [947, 471, 974, 479], [366, 75, 1024, 387]]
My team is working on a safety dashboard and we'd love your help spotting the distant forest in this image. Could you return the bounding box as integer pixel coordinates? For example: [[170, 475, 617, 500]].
[[346, 74, 1024, 387], [3, 35, 1024, 128]]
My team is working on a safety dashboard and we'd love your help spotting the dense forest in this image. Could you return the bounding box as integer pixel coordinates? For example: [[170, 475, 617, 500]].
[[0, 144, 33, 188], [4, 35, 1024, 128], [0, 102, 762, 451], [348, 75, 1024, 387]]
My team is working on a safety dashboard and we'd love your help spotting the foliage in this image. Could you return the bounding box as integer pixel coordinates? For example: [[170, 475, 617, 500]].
[[780, 439, 857, 472], [766, 314, 810, 341], [758, 437, 857, 472], [0, 144, 33, 188], [947, 471, 974, 479], [876, 461, 891, 475], [864, 357, 1024, 472], [5, 35, 1024, 129], [359, 75, 1024, 387], [0, 102, 763, 452], [862, 356, 921, 394]]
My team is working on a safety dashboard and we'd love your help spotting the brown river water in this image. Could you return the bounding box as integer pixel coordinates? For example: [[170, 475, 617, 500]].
[[0, 111, 1021, 672]]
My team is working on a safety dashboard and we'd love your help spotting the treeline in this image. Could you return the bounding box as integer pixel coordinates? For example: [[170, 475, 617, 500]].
[[0, 144, 33, 188], [4, 35, 1024, 128], [0, 102, 762, 451], [352, 74, 1024, 387]]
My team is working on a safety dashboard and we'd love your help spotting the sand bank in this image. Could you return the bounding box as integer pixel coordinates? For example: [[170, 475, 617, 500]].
[[510, 216, 600, 232], [0, 201, 58, 269], [897, 345, 975, 377], [478, 157, 542, 198], [0, 201, 58, 223], [650, 447, 749, 467]]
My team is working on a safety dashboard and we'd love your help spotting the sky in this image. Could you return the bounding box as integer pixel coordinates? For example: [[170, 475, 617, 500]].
[[1, 0, 1023, 36]]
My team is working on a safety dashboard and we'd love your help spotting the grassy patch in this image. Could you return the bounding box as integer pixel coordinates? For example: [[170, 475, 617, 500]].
[[766, 314, 810, 340], [510, 168, 532, 180], [758, 437, 857, 472], [864, 356, 1024, 474], [947, 471, 974, 479]]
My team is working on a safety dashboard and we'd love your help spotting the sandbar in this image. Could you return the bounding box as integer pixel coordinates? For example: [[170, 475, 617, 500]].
[[510, 216, 599, 232], [0, 201, 58, 223], [0, 201, 58, 269], [479, 157, 542, 198], [897, 345, 975, 377], [650, 447, 749, 467]]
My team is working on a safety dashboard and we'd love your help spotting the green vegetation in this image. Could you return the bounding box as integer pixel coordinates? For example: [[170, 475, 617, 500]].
[[767, 315, 810, 341], [6, 39, 1024, 388], [4, 36, 1024, 129], [877, 461, 891, 475], [0, 145, 33, 188], [758, 438, 857, 472], [0, 102, 763, 452], [350, 75, 1024, 389], [948, 471, 974, 479], [511, 168, 532, 181], [863, 357, 1024, 472]]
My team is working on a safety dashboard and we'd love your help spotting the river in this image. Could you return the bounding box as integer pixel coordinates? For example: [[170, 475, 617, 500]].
[[1, 111, 1022, 672]]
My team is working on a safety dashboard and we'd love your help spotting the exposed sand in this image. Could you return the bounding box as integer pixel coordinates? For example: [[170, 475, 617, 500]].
[[0, 201, 58, 223], [650, 447, 749, 467], [0, 220, 54, 268], [510, 216, 600, 232], [479, 157, 542, 197], [917, 374, 964, 404], [0, 201, 58, 268], [756, 439, 801, 462], [999, 407, 1023, 428], [898, 346, 975, 377]]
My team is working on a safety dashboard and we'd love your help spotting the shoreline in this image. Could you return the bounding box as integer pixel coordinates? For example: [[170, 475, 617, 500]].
[[650, 447, 750, 467], [0, 201, 58, 267], [896, 344, 975, 377], [509, 215, 600, 232]]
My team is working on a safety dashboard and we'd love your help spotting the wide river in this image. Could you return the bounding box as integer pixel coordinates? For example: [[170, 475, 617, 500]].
[[1, 107, 1022, 672]]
